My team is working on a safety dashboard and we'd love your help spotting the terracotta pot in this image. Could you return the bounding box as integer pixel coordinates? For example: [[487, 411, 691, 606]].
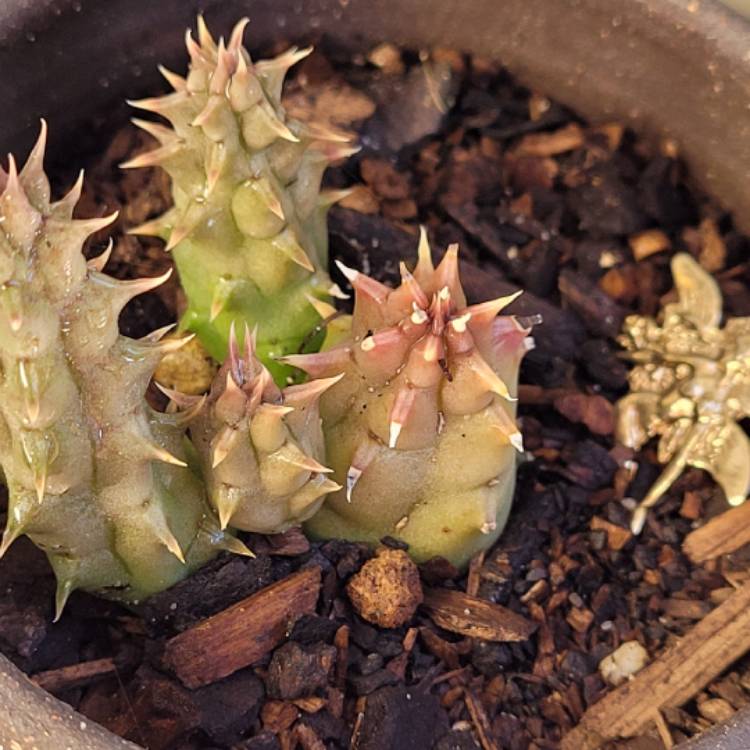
[[0, 1, 748, 747]]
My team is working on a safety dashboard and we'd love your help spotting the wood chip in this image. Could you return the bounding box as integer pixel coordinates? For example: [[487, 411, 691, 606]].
[[683, 502, 750, 563], [422, 587, 536, 642], [514, 123, 584, 157], [294, 722, 327, 750], [554, 393, 615, 436], [262, 700, 300, 733], [163, 567, 321, 688], [590, 516, 632, 551], [661, 598, 712, 620], [32, 657, 117, 693], [628, 228, 671, 261], [561, 579, 750, 749], [465, 690, 500, 750]]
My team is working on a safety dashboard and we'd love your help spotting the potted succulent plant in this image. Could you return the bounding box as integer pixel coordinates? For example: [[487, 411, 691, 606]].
[[1, 1, 750, 749]]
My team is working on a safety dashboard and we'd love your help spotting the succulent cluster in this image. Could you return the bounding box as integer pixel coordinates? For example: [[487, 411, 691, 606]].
[[0, 127, 247, 618], [127, 17, 353, 383], [290, 232, 534, 567], [0, 18, 538, 616]]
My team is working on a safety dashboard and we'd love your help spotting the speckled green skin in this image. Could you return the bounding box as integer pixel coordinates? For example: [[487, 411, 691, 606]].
[[128, 18, 351, 384], [0, 128, 238, 617]]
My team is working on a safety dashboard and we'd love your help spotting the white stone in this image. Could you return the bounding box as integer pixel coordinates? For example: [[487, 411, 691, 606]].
[[598, 641, 649, 686]]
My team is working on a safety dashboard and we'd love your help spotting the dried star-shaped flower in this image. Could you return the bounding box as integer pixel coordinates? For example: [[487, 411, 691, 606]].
[[616, 252, 750, 533]]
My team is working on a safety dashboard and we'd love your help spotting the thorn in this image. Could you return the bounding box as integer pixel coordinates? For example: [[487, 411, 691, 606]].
[[256, 45, 314, 74], [216, 533, 255, 558], [54, 577, 75, 622], [346, 465, 363, 502], [196, 14, 217, 50], [265, 111, 300, 143], [228, 17, 250, 53], [300, 121, 352, 143], [244, 323, 257, 362], [388, 387, 417, 448], [318, 478, 342, 495], [274, 233, 314, 272], [0, 523, 22, 559], [450, 313, 472, 333], [399, 261, 429, 308], [87, 238, 114, 272], [215, 486, 240, 530], [277, 347, 350, 378], [328, 283, 350, 300], [127, 215, 171, 238], [164, 220, 195, 252], [212, 427, 239, 468], [388, 422, 403, 449], [433, 244, 463, 305], [154, 382, 206, 409], [227, 320, 242, 380], [141, 323, 177, 343], [75, 211, 119, 238], [465, 290, 523, 325], [259, 403, 295, 418], [52, 170, 84, 216], [127, 91, 189, 115], [156, 526, 186, 564], [334, 260, 390, 302], [158, 65, 187, 91], [143, 441, 188, 467], [34, 466, 47, 503], [130, 117, 177, 144], [510, 432, 524, 452], [414, 225, 435, 280], [305, 294, 337, 319], [282, 452, 334, 474], [120, 140, 183, 169], [118, 268, 173, 299], [319, 187, 354, 208], [20, 119, 49, 199], [184, 28, 204, 64], [473, 356, 516, 401], [283, 374, 343, 409]]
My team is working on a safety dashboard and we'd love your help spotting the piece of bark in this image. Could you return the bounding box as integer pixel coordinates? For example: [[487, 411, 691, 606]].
[[558, 268, 628, 339], [465, 690, 500, 750], [561, 579, 750, 749], [163, 567, 321, 689], [683, 503, 750, 563], [32, 657, 117, 693], [421, 588, 535, 642]]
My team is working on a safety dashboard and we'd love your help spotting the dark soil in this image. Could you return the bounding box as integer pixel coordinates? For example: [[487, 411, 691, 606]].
[[3, 40, 750, 750]]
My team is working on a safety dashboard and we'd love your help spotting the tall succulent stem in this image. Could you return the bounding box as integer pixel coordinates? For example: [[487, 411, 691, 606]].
[[0, 126, 244, 618], [127, 17, 354, 384]]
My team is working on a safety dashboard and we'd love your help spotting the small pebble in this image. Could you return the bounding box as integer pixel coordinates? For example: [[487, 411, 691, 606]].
[[599, 641, 649, 686], [346, 548, 423, 628]]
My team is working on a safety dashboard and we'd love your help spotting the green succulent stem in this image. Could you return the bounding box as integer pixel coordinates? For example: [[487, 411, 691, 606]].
[[128, 17, 354, 385], [0, 125, 245, 618]]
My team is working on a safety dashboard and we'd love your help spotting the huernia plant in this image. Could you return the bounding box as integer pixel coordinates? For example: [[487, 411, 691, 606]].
[[0, 127, 246, 618], [127, 17, 354, 383], [287, 232, 535, 567], [190, 323, 341, 533]]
